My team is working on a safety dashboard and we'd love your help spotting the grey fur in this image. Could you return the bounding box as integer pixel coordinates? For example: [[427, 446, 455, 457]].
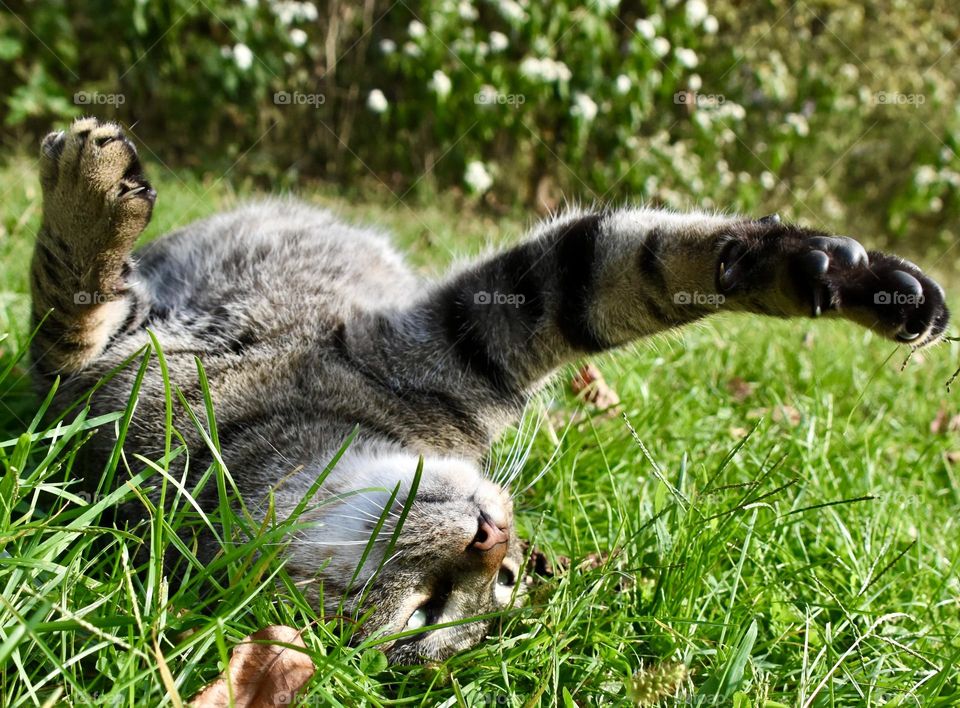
[[30, 119, 949, 662]]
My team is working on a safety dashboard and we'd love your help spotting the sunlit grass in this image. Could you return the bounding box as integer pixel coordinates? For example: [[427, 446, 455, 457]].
[[1, 158, 959, 705]]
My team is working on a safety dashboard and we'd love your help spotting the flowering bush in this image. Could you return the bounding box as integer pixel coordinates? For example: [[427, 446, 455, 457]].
[[0, 0, 957, 248]]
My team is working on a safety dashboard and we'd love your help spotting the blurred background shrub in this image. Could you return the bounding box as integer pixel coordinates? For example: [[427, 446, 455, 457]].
[[0, 0, 958, 251]]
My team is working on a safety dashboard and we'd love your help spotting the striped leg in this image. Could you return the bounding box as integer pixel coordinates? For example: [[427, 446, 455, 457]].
[[30, 118, 156, 378], [401, 208, 948, 401]]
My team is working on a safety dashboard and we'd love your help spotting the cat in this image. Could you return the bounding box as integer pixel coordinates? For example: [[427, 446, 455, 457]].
[[30, 118, 949, 663]]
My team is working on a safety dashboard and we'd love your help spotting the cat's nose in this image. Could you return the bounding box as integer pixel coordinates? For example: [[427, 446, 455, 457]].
[[469, 512, 509, 568]]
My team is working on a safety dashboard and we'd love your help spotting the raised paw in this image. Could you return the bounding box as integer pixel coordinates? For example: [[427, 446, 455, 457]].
[[39, 117, 156, 252], [716, 217, 950, 347]]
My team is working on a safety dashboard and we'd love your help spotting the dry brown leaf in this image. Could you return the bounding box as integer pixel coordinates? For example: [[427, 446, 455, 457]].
[[729, 426, 750, 439], [535, 175, 562, 215], [946, 451, 960, 464], [191, 626, 314, 708], [772, 405, 802, 426], [930, 405, 948, 434], [726, 377, 755, 403], [571, 363, 621, 410], [929, 403, 960, 435]]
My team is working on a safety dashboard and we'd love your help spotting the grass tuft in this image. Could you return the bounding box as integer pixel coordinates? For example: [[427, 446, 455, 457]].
[[1, 159, 959, 704]]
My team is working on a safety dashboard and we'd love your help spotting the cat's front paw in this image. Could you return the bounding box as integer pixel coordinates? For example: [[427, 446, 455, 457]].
[[717, 221, 949, 347], [39, 117, 155, 249], [825, 249, 949, 346]]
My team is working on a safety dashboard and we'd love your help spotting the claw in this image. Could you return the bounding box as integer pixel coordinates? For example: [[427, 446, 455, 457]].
[[718, 261, 737, 290]]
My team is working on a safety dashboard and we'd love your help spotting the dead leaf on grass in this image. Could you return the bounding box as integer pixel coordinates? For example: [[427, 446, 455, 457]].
[[191, 626, 314, 708], [571, 363, 621, 411], [726, 377, 755, 403]]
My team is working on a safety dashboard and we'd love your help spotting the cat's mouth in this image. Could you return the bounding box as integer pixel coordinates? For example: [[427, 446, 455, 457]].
[[404, 580, 453, 634]]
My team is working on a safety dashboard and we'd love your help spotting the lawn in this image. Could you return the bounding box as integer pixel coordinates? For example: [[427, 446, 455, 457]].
[[1, 155, 959, 706]]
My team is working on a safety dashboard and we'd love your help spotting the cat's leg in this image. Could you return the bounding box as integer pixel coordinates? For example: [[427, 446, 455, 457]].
[[30, 118, 156, 377], [387, 208, 948, 404]]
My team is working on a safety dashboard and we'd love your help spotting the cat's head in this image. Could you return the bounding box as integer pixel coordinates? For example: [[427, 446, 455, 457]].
[[280, 450, 526, 662]]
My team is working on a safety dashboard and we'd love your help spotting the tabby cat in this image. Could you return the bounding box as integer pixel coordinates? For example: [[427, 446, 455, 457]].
[[30, 119, 949, 662]]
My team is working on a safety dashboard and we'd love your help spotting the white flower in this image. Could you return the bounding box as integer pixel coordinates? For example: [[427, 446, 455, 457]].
[[379, 38, 396, 54], [703, 14, 719, 33], [685, 0, 709, 26], [476, 84, 498, 106], [571, 92, 598, 121], [785, 112, 809, 136], [596, 0, 620, 10], [408, 20, 427, 39], [930, 196, 944, 212], [519, 56, 571, 82], [839, 63, 859, 81], [760, 171, 776, 190], [688, 73, 702, 91], [271, 1, 317, 25], [367, 89, 388, 113], [289, 28, 308, 47], [615, 74, 632, 95], [429, 70, 452, 99], [652, 37, 671, 57], [489, 31, 509, 52], [233, 43, 253, 71], [497, 0, 527, 23], [242, 0, 258, 8], [464, 161, 493, 193], [722, 102, 746, 120], [915, 165, 938, 187], [675, 47, 698, 68], [635, 18, 656, 40], [458, 0, 478, 20], [403, 41, 422, 57]]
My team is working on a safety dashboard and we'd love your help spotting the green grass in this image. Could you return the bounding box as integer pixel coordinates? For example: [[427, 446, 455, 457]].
[[2, 154, 960, 706]]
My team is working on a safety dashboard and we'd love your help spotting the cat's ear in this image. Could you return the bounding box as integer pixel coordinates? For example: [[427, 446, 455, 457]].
[[757, 213, 781, 225]]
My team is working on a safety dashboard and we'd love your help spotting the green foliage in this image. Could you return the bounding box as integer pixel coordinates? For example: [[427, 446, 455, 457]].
[[0, 166, 959, 705], [1, 1, 958, 248]]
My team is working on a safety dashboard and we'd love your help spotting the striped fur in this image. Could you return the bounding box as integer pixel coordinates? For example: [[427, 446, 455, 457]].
[[29, 119, 949, 662]]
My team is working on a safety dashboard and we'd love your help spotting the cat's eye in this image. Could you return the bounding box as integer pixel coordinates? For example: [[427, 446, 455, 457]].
[[497, 566, 515, 587], [406, 608, 428, 630]]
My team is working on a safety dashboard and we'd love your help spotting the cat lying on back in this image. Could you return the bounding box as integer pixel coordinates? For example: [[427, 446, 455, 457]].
[[30, 118, 949, 662]]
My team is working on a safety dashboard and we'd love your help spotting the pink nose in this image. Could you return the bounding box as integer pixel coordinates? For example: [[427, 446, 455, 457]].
[[470, 513, 509, 569]]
